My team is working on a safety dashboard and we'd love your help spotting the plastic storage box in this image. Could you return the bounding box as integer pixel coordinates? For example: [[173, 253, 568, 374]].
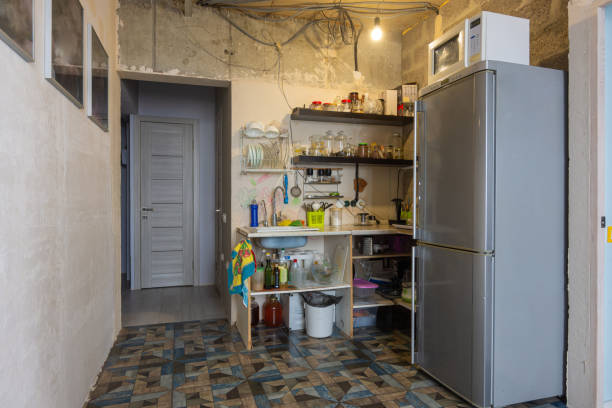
[[353, 307, 377, 327], [353, 279, 378, 299]]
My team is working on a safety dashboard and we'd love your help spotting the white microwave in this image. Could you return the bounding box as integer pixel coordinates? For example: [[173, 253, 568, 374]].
[[427, 11, 530, 85]]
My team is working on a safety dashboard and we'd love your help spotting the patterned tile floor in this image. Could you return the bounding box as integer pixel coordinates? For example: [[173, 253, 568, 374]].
[[84, 320, 566, 408]]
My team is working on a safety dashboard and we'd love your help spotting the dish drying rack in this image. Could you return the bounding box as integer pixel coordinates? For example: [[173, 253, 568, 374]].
[[240, 128, 292, 174]]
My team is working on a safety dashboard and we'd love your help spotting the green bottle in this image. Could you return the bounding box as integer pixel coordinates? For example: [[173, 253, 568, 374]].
[[264, 253, 273, 289]]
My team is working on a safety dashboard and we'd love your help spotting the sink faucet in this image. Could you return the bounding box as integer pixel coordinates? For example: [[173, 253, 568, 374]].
[[271, 185, 286, 226]]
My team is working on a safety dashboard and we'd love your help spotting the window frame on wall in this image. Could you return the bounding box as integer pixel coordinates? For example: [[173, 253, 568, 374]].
[[43, 0, 84, 108]]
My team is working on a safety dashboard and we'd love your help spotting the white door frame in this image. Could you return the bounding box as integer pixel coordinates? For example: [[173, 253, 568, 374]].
[[130, 115, 201, 290], [569, 1, 609, 406], [599, 4, 611, 406]]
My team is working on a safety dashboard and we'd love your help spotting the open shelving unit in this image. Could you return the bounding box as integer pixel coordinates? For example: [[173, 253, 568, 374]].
[[352, 252, 412, 260], [292, 155, 413, 167], [291, 107, 413, 127], [353, 293, 394, 309], [251, 283, 351, 296]]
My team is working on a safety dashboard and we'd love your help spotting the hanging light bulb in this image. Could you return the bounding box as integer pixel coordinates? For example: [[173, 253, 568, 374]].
[[371, 17, 382, 41]]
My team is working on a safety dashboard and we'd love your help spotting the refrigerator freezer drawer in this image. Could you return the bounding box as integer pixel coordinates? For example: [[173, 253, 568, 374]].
[[416, 243, 492, 407], [416, 70, 495, 252]]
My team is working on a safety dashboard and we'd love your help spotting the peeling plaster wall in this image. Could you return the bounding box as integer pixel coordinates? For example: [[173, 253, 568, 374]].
[[0, 0, 121, 407], [117, 1, 408, 238], [117, 0, 403, 91], [401, 0, 569, 86]]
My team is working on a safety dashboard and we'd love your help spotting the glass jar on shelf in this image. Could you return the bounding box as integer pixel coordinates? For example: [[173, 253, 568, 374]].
[[341, 99, 351, 112], [310, 101, 323, 110], [309, 135, 321, 156], [363, 93, 377, 114], [263, 295, 283, 328], [358, 143, 370, 158], [334, 131, 346, 156], [322, 130, 334, 156], [392, 132, 403, 159], [385, 145, 394, 159], [323, 103, 336, 112]]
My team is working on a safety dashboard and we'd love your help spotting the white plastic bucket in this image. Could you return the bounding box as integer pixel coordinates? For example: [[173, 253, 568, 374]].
[[305, 303, 334, 338]]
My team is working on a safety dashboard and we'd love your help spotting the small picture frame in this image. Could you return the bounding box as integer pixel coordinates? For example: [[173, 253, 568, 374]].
[[87, 24, 108, 131], [0, 0, 34, 62], [44, 0, 84, 108]]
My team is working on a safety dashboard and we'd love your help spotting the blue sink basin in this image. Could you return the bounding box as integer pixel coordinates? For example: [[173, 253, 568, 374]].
[[256, 236, 308, 249]]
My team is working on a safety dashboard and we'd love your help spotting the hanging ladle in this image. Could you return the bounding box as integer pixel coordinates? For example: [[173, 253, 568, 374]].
[[290, 171, 302, 197]]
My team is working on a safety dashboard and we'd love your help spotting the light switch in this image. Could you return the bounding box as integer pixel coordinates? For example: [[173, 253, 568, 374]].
[[608, 226, 612, 243]]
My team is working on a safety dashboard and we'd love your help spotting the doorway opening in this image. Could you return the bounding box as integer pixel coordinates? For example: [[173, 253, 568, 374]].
[[120, 78, 231, 327]]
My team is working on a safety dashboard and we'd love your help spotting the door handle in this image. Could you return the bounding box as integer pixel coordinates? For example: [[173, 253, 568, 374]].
[[141, 207, 154, 212], [215, 209, 221, 213]]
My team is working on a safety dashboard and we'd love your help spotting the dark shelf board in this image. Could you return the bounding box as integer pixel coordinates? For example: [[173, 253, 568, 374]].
[[293, 155, 414, 167], [291, 108, 413, 126]]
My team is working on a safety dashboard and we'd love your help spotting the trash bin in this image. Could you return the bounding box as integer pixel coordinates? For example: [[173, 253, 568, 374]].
[[300, 292, 342, 338]]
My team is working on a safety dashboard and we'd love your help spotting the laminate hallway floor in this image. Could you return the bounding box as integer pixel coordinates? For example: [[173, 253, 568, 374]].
[[84, 320, 566, 408], [122, 286, 225, 327]]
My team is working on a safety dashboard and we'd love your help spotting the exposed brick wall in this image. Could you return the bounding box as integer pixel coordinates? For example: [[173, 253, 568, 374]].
[[401, 0, 568, 86]]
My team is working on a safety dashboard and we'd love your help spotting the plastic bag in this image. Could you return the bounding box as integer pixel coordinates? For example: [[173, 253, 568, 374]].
[[300, 291, 343, 308]]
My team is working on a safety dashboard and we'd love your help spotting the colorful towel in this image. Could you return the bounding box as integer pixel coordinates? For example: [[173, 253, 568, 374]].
[[227, 239, 256, 307]]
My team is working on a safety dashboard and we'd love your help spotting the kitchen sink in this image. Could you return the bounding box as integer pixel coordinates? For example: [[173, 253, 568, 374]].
[[255, 226, 319, 233]]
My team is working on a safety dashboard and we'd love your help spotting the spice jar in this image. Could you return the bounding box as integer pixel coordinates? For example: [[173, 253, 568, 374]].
[[358, 143, 369, 158], [263, 295, 283, 327], [341, 99, 351, 112], [310, 101, 323, 110], [250, 297, 260, 326], [323, 103, 336, 111]]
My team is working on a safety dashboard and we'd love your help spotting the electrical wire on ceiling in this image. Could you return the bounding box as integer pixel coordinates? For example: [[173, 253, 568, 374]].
[[192, 1, 439, 108]]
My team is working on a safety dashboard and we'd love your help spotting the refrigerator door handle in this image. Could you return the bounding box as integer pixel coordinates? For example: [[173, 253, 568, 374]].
[[411, 245, 416, 363], [414, 100, 424, 240]]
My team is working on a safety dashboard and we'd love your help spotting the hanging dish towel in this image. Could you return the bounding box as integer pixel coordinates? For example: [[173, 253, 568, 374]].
[[227, 239, 256, 307]]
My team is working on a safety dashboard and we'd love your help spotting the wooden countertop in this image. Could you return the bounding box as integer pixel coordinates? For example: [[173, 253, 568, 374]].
[[237, 224, 412, 238]]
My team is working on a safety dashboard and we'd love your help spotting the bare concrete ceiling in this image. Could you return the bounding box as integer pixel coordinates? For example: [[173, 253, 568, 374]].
[[194, 0, 445, 32]]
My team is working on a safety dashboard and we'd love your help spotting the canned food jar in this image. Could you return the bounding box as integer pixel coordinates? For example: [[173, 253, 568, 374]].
[[358, 143, 369, 158]]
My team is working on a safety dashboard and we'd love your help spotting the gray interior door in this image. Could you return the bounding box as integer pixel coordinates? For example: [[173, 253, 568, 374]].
[[417, 71, 495, 252], [416, 243, 492, 407], [140, 120, 194, 288]]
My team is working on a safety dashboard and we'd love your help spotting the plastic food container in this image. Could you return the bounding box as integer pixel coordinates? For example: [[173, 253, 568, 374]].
[[353, 307, 377, 327], [353, 279, 378, 299]]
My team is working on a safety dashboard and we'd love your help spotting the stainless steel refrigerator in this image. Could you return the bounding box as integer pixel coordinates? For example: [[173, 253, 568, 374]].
[[412, 60, 566, 407]]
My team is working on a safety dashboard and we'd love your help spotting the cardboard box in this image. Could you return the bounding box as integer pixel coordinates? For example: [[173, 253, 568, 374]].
[[381, 89, 398, 116]]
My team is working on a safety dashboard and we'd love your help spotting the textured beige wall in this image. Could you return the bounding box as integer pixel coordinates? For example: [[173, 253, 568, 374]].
[[230, 79, 409, 238], [401, 0, 569, 86], [0, 0, 121, 406], [117, 0, 403, 91]]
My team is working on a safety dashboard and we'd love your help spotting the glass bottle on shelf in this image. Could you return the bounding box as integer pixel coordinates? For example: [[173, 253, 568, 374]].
[[250, 297, 260, 326], [392, 132, 403, 159], [263, 295, 283, 327], [264, 253, 273, 289]]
